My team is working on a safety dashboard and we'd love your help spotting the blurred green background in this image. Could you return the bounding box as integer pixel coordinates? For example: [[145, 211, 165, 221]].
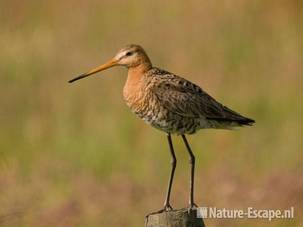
[[1, 0, 302, 226]]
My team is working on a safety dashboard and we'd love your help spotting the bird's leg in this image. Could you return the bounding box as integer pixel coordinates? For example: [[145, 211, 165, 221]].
[[163, 133, 177, 211], [181, 135, 198, 209], [145, 134, 176, 218]]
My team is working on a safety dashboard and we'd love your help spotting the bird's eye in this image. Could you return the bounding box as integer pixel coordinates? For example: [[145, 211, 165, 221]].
[[125, 51, 133, 56]]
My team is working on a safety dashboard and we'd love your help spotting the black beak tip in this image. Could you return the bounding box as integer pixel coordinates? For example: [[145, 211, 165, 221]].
[[68, 73, 87, 83]]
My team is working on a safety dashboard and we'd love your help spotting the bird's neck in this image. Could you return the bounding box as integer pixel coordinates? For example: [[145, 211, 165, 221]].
[[126, 63, 152, 88], [128, 62, 152, 79], [123, 63, 152, 106]]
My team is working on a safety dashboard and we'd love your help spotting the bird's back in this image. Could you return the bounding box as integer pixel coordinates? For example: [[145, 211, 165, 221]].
[[125, 67, 255, 134]]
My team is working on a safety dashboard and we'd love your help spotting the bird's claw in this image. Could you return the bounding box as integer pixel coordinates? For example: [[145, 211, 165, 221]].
[[145, 204, 173, 219], [163, 204, 173, 211], [187, 202, 198, 213], [191, 202, 198, 208]]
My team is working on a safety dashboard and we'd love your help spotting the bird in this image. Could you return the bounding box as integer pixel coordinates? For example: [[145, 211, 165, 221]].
[[68, 44, 255, 213]]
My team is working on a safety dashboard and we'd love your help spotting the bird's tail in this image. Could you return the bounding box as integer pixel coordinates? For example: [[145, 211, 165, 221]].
[[207, 116, 255, 128]]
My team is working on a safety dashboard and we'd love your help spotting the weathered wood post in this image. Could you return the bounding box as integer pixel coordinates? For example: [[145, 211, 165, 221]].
[[145, 208, 205, 227]]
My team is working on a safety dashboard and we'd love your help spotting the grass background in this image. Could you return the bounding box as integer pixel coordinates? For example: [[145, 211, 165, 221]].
[[0, 0, 302, 226]]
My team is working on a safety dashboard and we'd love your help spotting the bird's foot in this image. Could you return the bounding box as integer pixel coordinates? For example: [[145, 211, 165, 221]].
[[187, 202, 198, 213], [145, 204, 173, 219]]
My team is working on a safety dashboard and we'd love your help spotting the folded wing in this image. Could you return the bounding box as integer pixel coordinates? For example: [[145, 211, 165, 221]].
[[151, 73, 255, 126]]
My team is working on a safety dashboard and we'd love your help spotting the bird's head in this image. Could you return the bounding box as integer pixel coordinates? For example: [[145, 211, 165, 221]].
[[69, 44, 151, 83]]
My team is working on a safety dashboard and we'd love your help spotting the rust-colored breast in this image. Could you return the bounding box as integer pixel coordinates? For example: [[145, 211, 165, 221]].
[[123, 67, 146, 111]]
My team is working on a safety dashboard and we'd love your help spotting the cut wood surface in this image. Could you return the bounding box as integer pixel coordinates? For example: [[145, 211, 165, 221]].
[[145, 208, 205, 227]]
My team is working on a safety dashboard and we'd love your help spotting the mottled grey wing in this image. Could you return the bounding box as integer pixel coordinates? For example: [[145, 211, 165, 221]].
[[152, 76, 252, 123]]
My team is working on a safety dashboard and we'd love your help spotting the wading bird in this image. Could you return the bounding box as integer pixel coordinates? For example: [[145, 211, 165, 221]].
[[69, 44, 255, 212]]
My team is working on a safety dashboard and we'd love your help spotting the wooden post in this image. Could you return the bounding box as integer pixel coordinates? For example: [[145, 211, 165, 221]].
[[145, 208, 205, 227]]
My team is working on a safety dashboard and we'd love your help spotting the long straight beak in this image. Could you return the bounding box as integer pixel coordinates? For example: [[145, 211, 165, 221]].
[[68, 58, 118, 83]]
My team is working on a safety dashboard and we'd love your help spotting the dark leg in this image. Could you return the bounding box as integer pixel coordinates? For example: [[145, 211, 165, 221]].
[[146, 133, 176, 217], [181, 135, 197, 209], [163, 133, 177, 210]]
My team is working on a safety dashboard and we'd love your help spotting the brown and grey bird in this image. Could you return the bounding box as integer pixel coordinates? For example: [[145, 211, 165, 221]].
[[69, 44, 255, 212]]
